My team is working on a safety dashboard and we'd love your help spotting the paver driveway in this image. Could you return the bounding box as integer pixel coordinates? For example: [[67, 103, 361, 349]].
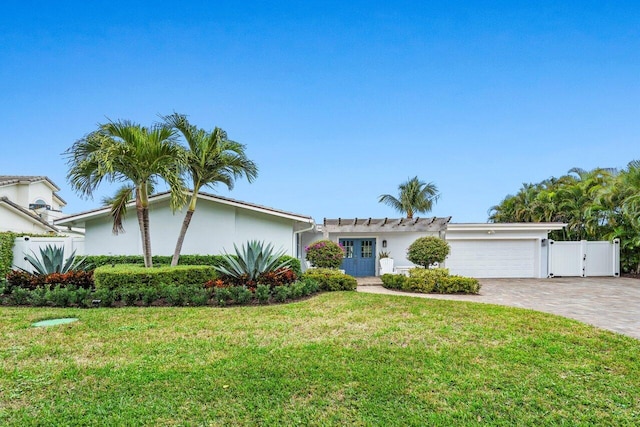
[[357, 277, 640, 339]]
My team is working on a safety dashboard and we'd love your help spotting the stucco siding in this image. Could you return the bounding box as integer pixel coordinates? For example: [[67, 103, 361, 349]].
[[0, 205, 50, 233], [82, 198, 297, 256]]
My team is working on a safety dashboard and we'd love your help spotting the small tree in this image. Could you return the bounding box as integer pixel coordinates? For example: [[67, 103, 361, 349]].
[[305, 240, 344, 269], [407, 236, 450, 268]]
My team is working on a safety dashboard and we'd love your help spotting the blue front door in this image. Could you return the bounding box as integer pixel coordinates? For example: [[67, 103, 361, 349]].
[[340, 238, 376, 277]]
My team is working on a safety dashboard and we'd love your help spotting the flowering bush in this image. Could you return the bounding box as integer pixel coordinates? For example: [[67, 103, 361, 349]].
[[305, 240, 344, 269]]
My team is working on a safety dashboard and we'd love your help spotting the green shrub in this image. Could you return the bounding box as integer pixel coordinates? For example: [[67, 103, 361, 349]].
[[301, 277, 320, 294], [92, 288, 114, 307], [255, 284, 270, 304], [214, 287, 232, 306], [28, 286, 48, 306], [0, 232, 16, 279], [229, 286, 253, 305], [302, 268, 357, 291], [93, 264, 216, 291], [187, 287, 210, 306], [141, 287, 159, 306], [164, 285, 186, 306], [380, 274, 406, 289], [46, 284, 74, 307], [402, 276, 435, 293], [305, 240, 345, 268], [75, 287, 92, 307], [10, 287, 30, 305], [436, 276, 481, 294], [280, 256, 302, 276], [83, 254, 229, 268], [381, 267, 480, 295], [407, 237, 450, 268], [273, 285, 290, 302]]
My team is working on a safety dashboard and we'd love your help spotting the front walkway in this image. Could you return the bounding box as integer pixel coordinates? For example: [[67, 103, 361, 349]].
[[357, 277, 640, 339]]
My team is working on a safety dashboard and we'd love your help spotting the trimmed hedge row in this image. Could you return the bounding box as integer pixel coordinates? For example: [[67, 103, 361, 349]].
[[0, 232, 16, 279], [301, 268, 357, 291], [0, 278, 322, 308], [84, 254, 302, 276], [381, 268, 480, 294], [93, 264, 217, 291]]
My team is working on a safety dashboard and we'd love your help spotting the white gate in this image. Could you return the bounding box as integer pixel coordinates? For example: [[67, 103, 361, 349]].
[[548, 239, 620, 277], [12, 236, 85, 272]]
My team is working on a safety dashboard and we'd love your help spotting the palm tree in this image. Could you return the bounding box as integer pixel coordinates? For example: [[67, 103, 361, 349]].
[[378, 176, 439, 219], [65, 119, 186, 267], [163, 113, 258, 266]]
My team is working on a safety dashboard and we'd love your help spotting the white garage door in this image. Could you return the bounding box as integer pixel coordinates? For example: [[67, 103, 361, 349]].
[[445, 239, 537, 278]]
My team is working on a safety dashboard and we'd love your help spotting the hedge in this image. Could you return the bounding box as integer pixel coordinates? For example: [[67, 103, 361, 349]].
[[84, 254, 302, 276], [93, 264, 217, 292], [302, 268, 357, 291], [0, 232, 16, 279], [381, 268, 480, 294]]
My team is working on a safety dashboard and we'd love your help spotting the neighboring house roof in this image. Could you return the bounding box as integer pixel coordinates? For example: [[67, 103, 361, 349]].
[[321, 217, 451, 233], [55, 191, 315, 227], [0, 175, 67, 205], [447, 222, 566, 232], [0, 196, 59, 233]]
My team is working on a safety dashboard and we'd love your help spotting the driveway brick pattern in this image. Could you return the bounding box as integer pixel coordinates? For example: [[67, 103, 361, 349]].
[[358, 277, 640, 339]]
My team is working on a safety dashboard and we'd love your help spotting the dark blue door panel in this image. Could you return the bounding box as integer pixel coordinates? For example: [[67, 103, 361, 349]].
[[339, 238, 376, 277]]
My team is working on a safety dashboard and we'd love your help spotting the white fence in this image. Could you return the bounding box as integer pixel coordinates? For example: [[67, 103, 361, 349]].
[[548, 239, 620, 278], [12, 236, 85, 272]]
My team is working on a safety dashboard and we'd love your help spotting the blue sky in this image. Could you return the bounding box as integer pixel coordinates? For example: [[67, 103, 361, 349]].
[[1, 1, 638, 222]]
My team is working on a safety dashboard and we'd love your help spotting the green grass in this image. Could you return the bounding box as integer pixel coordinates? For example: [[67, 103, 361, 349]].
[[1, 292, 639, 426]]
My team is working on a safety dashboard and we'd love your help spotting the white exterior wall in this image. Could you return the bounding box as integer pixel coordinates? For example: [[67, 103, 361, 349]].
[[0, 205, 52, 234], [83, 198, 298, 256], [0, 185, 18, 202]]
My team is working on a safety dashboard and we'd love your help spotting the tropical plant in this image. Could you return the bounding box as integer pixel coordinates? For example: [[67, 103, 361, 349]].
[[305, 240, 344, 269], [378, 176, 439, 219], [65, 119, 187, 267], [488, 162, 640, 272], [163, 113, 258, 266], [406, 236, 450, 268], [20, 244, 86, 275], [215, 240, 291, 282]]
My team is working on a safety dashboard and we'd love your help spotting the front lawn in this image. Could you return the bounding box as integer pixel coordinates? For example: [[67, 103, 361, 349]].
[[1, 292, 638, 425]]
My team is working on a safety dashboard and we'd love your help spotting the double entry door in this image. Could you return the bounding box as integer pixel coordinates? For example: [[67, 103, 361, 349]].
[[339, 238, 376, 277]]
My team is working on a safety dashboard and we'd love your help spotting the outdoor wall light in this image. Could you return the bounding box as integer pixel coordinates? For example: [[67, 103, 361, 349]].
[[382, 240, 387, 248]]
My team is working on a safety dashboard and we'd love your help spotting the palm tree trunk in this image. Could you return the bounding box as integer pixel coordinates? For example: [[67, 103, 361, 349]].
[[141, 205, 153, 268], [134, 190, 149, 267], [171, 209, 194, 266], [138, 184, 153, 268], [171, 194, 198, 266]]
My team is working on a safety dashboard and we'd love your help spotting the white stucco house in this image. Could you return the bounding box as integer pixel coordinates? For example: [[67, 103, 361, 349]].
[[0, 175, 66, 234], [54, 193, 618, 279], [55, 191, 315, 257]]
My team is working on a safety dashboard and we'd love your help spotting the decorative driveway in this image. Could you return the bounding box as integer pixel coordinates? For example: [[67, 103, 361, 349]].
[[357, 277, 640, 339]]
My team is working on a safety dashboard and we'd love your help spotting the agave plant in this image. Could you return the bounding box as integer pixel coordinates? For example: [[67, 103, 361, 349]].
[[21, 245, 86, 275], [215, 240, 291, 281]]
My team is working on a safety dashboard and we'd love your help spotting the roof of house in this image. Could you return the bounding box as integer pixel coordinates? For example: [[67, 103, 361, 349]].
[[447, 222, 566, 232], [55, 191, 315, 227], [321, 217, 452, 233], [0, 197, 59, 233], [0, 175, 67, 205]]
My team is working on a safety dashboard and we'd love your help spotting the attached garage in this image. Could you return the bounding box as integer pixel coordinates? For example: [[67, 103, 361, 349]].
[[446, 239, 538, 278], [444, 223, 566, 279]]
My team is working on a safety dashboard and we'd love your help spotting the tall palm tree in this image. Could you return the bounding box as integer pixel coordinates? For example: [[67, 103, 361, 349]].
[[163, 113, 258, 266], [378, 176, 439, 219], [65, 119, 186, 267]]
